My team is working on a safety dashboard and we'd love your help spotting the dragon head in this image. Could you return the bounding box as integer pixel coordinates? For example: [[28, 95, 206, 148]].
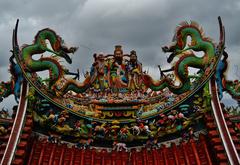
[[54, 37, 78, 64], [57, 47, 78, 64], [162, 30, 187, 63], [162, 21, 206, 63]]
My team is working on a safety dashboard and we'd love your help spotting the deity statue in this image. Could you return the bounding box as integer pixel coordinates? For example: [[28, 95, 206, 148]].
[[110, 45, 128, 90], [90, 53, 107, 90], [127, 50, 142, 90]]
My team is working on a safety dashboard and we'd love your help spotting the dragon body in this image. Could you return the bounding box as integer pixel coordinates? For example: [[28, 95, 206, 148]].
[[142, 22, 217, 94], [20, 28, 91, 95], [21, 29, 72, 87]]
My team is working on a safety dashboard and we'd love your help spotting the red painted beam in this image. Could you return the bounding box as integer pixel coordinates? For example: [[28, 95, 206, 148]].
[[182, 143, 190, 165], [38, 143, 46, 165], [27, 139, 37, 165], [49, 144, 57, 165], [190, 140, 201, 165], [199, 135, 212, 165]]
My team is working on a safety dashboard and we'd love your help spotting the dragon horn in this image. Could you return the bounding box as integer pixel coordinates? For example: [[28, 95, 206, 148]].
[[218, 16, 225, 49], [77, 69, 80, 80], [12, 19, 20, 60]]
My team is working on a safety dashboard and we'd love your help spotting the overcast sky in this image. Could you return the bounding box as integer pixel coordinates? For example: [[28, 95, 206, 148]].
[[0, 0, 240, 107]]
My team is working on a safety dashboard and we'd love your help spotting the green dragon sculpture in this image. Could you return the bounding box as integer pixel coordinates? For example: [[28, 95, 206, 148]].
[[142, 21, 221, 94], [14, 20, 92, 95]]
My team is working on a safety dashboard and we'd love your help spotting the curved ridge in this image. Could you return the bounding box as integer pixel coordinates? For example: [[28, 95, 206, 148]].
[[209, 77, 240, 165], [0, 80, 29, 165]]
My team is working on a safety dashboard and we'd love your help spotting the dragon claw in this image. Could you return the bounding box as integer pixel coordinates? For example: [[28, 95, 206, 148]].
[[69, 47, 78, 53], [162, 46, 169, 53], [167, 52, 176, 63]]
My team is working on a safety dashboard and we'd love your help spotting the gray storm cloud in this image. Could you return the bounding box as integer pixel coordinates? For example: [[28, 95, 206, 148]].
[[0, 0, 239, 108]]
